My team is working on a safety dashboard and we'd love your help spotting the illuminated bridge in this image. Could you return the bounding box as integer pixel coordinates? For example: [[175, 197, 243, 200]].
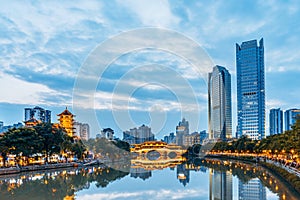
[[130, 141, 187, 170]]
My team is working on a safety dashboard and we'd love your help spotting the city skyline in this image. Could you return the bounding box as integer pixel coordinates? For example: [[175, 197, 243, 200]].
[[0, 1, 300, 138]]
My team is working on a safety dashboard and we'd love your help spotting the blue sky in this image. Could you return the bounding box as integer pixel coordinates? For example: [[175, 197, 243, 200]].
[[0, 0, 300, 138]]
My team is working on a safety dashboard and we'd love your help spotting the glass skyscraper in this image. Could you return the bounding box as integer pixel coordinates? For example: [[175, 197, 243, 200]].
[[236, 39, 265, 140], [269, 108, 283, 135], [208, 65, 232, 141], [284, 108, 300, 131]]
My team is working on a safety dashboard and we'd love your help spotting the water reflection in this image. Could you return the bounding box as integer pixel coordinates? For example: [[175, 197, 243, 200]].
[[239, 178, 266, 200], [0, 157, 298, 200], [209, 169, 232, 200]]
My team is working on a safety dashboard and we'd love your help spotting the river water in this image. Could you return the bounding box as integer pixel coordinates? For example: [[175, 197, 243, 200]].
[[0, 158, 298, 200]]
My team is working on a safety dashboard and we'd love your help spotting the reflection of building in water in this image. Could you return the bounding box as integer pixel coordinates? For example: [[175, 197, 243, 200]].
[[209, 169, 232, 200], [177, 163, 190, 187], [130, 168, 152, 181], [238, 178, 266, 200]]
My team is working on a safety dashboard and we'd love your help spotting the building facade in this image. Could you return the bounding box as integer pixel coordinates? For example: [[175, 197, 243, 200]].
[[284, 108, 300, 131], [208, 65, 232, 141], [101, 128, 114, 140], [162, 132, 176, 144], [176, 118, 189, 146], [24, 106, 51, 123], [269, 108, 283, 135], [74, 122, 90, 140], [236, 38, 265, 140], [184, 132, 200, 147], [123, 124, 155, 144]]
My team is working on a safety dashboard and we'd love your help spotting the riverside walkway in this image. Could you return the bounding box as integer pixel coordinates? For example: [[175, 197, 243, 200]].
[[208, 153, 300, 178]]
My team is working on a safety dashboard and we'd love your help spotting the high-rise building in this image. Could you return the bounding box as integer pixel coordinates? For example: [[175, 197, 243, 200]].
[[209, 169, 232, 200], [24, 106, 51, 123], [236, 38, 265, 140], [162, 132, 176, 144], [57, 107, 75, 137], [269, 108, 283, 135], [176, 118, 189, 146], [284, 108, 300, 131], [24, 108, 32, 121], [238, 178, 266, 200], [123, 124, 155, 144], [208, 65, 232, 141], [74, 122, 90, 140]]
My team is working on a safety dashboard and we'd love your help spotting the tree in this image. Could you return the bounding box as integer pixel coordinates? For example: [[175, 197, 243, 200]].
[[0, 127, 44, 166], [71, 140, 86, 160]]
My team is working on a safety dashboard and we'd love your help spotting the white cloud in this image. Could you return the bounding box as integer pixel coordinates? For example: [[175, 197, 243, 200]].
[[77, 188, 206, 200], [117, 0, 179, 27], [0, 72, 69, 106], [266, 99, 287, 109]]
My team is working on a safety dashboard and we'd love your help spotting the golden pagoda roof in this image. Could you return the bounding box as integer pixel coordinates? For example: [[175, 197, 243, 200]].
[[57, 107, 74, 116]]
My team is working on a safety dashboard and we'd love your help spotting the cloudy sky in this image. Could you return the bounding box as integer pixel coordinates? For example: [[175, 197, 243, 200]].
[[0, 0, 299, 138]]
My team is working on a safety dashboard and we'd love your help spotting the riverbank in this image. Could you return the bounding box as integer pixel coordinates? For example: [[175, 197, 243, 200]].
[[0, 159, 107, 176], [0, 163, 78, 175], [205, 154, 300, 194]]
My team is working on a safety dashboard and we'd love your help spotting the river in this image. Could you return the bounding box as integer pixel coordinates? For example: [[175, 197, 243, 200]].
[[0, 158, 298, 200]]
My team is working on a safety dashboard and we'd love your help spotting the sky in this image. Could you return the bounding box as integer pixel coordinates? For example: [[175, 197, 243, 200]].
[[0, 0, 300, 139]]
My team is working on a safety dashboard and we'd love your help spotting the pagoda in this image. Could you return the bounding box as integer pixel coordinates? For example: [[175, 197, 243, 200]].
[[57, 107, 75, 137]]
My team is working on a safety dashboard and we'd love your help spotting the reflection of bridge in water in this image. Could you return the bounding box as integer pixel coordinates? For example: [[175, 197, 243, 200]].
[[130, 141, 187, 170]]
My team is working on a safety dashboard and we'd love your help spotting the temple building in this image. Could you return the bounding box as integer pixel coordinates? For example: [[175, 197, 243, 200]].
[[57, 107, 75, 137], [24, 118, 41, 127]]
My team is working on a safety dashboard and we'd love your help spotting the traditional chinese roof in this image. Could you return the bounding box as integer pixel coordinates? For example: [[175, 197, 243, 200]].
[[24, 118, 40, 123], [57, 107, 74, 116]]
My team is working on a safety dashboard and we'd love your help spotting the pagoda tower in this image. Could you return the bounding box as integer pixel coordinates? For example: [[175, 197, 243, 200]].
[[57, 107, 75, 137]]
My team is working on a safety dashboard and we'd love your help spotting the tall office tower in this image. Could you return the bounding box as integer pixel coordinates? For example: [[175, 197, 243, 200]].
[[269, 108, 283, 135], [176, 118, 189, 146], [208, 65, 232, 141], [209, 169, 232, 200], [238, 178, 266, 200], [284, 108, 300, 131], [236, 38, 265, 140]]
